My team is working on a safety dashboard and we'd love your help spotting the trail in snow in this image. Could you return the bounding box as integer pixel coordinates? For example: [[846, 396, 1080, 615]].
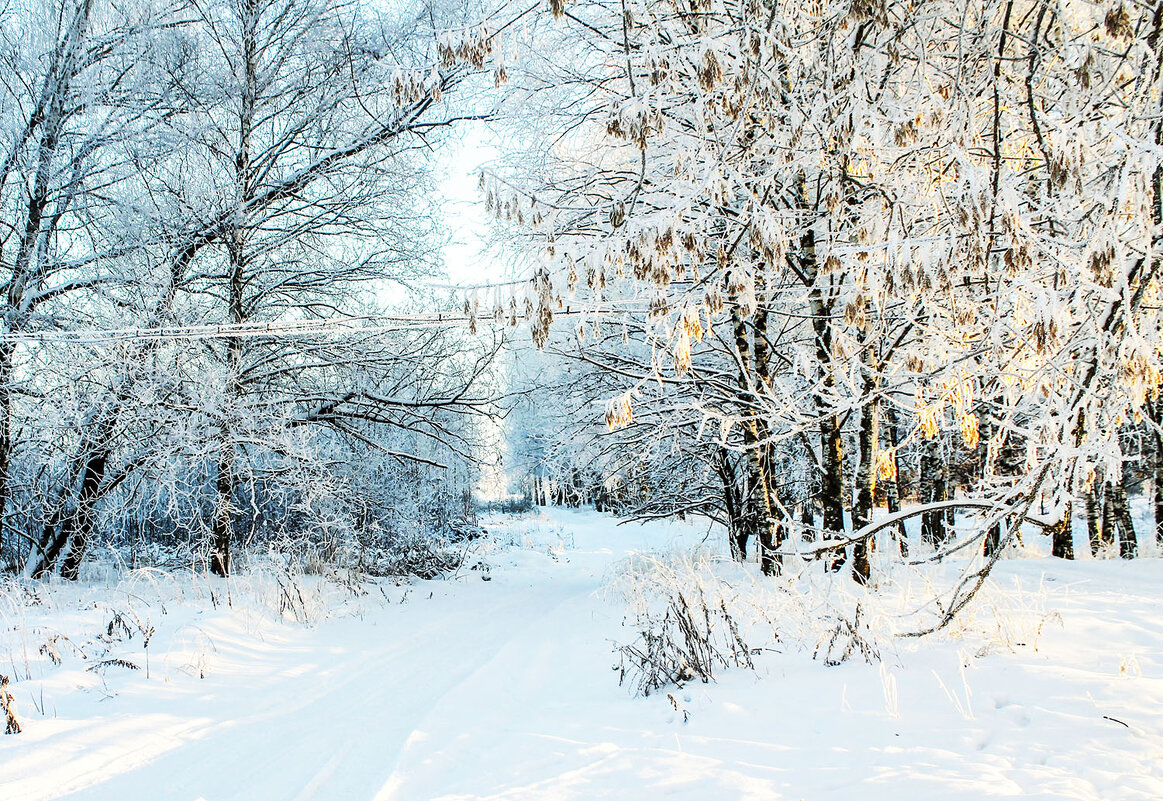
[[0, 510, 711, 801], [1, 508, 1162, 801]]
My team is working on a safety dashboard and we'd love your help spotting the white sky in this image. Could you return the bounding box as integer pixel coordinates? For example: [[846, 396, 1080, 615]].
[[434, 123, 521, 500], [438, 124, 505, 288]]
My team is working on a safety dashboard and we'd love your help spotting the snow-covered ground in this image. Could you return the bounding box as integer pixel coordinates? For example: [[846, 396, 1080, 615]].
[[1, 507, 1161, 800]]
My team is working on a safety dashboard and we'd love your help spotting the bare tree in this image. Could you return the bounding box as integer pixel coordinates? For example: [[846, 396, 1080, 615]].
[[17, 0, 513, 578]]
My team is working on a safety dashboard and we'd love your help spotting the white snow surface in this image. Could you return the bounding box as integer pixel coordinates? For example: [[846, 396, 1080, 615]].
[[1, 507, 1161, 800]]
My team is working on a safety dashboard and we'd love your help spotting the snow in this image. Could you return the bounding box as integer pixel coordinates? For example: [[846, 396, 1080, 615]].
[[2, 508, 1162, 800]]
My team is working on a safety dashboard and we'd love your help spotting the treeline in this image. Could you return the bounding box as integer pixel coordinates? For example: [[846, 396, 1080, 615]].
[[513, 379, 1155, 563]]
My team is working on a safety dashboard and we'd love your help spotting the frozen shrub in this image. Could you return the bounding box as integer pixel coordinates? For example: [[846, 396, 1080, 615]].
[[607, 551, 772, 697], [606, 548, 908, 696], [357, 529, 467, 579], [615, 584, 755, 697]]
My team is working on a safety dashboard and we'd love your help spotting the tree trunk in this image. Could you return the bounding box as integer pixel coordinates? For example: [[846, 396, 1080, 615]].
[[717, 449, 747, 561], [751, 270, 783, 575], [1085, 476, 1102, 556], [0, 346, 13, 553], [1050, 412, 1087, 560], [1100, 481, 1116, 554], [731, 293, 781, 575], [818, 415, 845, 567], [1049, 501, 1074, 559], [57, 448, 108, 581], [800, 499, 814, 529], [980, 406, 1003, 557], [983, 518, 1002, 556], [884, 404, 907, 556], [26, 405, 121, 579], [759, 520, 782, 576], [743, 431, 779, 573], [1047, 406, 1078, 559], [1153, 397, 1163, 549], [212, 250, 245, 578], [851, 392, 878, 584], [791, 185, 844, 570], [920, 435, 947, 545], [210, 434, 235, 577], [981, 403, 1000, 557], [1112, 466, 1138, 558], [807, 262, 845, 567], [211, 0, 258, 577]]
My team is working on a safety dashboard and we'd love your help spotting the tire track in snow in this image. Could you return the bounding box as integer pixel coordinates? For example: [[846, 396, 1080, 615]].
[[370, 574, 603, 800], [40, 568, 599, 801]]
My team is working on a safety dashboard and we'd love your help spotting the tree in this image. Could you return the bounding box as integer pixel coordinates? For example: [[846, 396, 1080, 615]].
[[0, 0, 182, 565], [491, 0, 1163, 612], [12, 0, 514, 578]]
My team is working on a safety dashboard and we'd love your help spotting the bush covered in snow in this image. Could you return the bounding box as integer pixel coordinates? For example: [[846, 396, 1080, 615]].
[[606, 542, 1066, 697]]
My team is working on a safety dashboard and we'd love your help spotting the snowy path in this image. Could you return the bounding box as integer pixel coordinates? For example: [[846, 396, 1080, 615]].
[[0, 510, 718, 801], [2, 508, 1163, 800]]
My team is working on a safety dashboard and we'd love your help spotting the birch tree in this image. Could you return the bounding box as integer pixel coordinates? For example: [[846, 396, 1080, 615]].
[[496, 0, 1163, 602]]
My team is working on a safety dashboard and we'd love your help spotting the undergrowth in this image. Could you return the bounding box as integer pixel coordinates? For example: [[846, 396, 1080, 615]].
[[606, 545, 1055, 697]]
